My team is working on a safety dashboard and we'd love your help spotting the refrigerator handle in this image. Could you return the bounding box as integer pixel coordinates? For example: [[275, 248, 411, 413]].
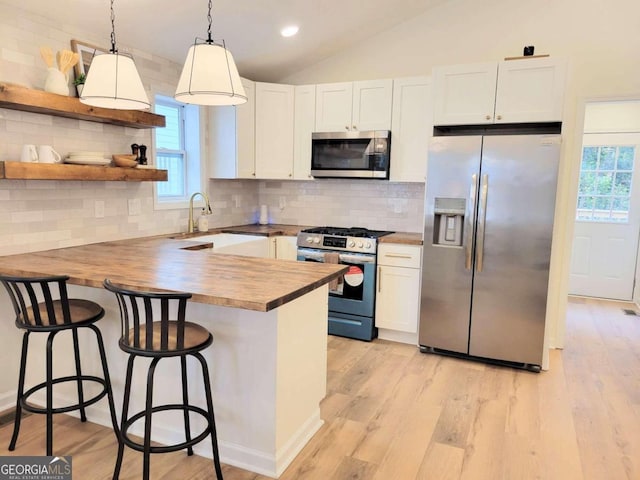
[[476, 174, 489, 272], [465, 173, 478, 270]]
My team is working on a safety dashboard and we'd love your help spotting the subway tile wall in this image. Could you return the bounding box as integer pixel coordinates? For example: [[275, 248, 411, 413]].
[[0, 4, 425, 256], [257, 180, 425, 233]]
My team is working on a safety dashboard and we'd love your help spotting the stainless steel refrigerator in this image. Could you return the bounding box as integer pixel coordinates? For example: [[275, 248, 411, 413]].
[[418, 134, 560, 370]]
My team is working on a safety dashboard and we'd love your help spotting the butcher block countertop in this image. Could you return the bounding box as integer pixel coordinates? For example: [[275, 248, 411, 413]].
[[191, 224, 423, 245], [379, 232, 423, 245], [0, 236, 347, 312]]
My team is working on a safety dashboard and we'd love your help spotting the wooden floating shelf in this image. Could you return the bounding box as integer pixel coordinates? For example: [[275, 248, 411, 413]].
[[0, 161, 167, 182], [0, 82, 165, 129]]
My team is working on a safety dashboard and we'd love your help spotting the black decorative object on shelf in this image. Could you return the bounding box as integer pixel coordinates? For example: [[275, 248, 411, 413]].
[[523, 45, 535, 56]]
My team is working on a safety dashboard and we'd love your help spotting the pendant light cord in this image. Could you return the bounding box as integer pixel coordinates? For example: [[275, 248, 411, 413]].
[[110, 0, 117, 53], [206, 0, 214, 44]]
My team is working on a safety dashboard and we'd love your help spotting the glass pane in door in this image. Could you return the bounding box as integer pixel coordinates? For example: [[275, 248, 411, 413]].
[[576, 145, 635, 223]]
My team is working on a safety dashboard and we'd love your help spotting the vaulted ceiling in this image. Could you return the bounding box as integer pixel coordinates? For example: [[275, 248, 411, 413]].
[[12, 0, 447, 82]]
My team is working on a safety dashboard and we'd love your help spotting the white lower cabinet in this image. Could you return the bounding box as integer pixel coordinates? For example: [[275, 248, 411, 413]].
[[269, 236, 298, 260], [375, 243, 422, 344]]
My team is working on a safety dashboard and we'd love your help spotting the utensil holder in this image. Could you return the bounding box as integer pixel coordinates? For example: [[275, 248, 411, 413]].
[[44, 68, 69, 96]]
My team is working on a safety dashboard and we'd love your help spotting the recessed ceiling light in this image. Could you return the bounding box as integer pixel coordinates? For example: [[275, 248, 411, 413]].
[[281, 25, 299, 37]]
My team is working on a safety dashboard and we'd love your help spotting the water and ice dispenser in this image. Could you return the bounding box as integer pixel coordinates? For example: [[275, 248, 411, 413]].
[[433, 197, 466, 246]]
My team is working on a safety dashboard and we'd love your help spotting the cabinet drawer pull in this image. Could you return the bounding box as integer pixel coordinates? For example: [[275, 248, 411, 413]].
[[378, 266, 382, 292], [384, 253, 413, 259]]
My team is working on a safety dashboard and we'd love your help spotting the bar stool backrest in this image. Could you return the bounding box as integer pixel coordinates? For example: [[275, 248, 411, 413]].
[[0, 274, 72, 327], [103, 279, 192, 352]]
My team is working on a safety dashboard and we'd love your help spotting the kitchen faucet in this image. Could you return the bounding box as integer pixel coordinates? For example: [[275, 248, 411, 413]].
[[188, 191, 212, 233]]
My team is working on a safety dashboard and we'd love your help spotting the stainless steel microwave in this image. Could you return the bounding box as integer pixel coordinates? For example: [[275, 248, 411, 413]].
[[311, 130, 391, 179]]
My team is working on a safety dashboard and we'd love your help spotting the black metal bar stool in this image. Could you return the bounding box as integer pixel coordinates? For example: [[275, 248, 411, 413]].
[[0, 274, 119, 455], [103, 279, 223, 480]]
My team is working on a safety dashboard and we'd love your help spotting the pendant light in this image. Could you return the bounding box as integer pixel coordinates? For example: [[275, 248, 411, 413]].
[[80, 0, 150, 110], [174, 0, 247, 106]]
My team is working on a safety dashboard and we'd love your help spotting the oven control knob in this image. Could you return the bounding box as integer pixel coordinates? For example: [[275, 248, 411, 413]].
[[365, 242, 371, 249], [348, 241, 355, 247], [357, 241, 363, 248], [306, 236, 314, 243], [313, 237, 320, 244]]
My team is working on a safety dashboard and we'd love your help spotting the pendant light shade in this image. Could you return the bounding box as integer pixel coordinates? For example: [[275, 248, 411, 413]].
[[79, 0, 150, 110], [174, 41, 247, 106], [80, 52, 150, 110]]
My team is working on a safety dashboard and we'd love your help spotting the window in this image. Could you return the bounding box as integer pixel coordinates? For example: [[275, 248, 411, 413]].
[[576, 144, 635, 222], [153, 95, 202, 209], [155, 99, 186, 198]]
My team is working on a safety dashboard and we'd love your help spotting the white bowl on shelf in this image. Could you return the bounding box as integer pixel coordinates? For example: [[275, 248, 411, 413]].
[[67, 151, 104, 157]]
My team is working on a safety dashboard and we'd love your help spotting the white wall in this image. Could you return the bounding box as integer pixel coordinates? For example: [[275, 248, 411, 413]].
[[280, 0, 640, 346]]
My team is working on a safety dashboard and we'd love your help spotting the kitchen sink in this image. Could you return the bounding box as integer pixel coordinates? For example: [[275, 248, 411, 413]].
[[180, 242, 213, 251]]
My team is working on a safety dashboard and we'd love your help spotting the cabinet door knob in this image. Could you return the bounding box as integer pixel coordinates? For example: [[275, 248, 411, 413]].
[[289, 173, 292, 177], [496, 114, 502, 120], [485, 114, 491, 120], [352, 125, 357, 130], [345, 126, 350, 130]]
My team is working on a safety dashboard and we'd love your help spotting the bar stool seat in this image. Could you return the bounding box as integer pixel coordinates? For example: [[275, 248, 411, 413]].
[[0, 274, 119, 456], [122, 321, 212, 355], [104, 279, 223, 480], [23, 299, 103, 327]]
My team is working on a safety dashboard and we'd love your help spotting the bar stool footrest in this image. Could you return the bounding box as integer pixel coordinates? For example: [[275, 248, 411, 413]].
[[121, 403, 212, 454], [20, 375, 109, 415]]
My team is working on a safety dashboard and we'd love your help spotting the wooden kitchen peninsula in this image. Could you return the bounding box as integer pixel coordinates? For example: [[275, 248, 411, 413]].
[[0, 237, 347, 478]]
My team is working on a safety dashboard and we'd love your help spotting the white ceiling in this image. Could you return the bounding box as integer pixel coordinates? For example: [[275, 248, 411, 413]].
[[13, 0, 447, 82]]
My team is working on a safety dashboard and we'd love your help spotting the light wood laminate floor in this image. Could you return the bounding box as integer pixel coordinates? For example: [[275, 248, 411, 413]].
[[1, 297, 638, 479]]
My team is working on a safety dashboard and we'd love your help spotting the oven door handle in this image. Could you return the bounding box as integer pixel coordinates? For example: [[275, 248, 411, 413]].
[[298, 252, 326, 262], [339, 254, 375, 264]]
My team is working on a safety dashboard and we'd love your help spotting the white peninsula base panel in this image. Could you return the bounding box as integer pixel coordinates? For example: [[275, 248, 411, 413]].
[[2, 285, 329, 478]]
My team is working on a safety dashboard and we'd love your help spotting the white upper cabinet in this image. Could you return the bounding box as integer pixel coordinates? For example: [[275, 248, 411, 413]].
[[237, 79, 256, 178], [433, 57, 567, 125], [255, 82, 295, 179], [494, 57, 567, 123], [293, 85, 316, 180], [315, 79, 393, 132], [315, 82, 352, 132], [433, 62, 497, 126], [209, 78, 255, 179], [352, 80, 394, 131], [390, 76, 432, 182]]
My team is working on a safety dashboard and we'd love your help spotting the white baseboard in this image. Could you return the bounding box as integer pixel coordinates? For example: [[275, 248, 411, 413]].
[[377, 328, 418, 345], [275, 410, 323, 477], [25, 391, 323, 479], [0, 390, 16, 413]]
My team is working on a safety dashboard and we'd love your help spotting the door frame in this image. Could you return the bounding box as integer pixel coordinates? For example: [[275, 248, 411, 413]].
[[554, 94, 640, 350]]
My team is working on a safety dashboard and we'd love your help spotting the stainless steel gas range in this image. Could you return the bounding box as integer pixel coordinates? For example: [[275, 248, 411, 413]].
[[296, 227, 394, 341]]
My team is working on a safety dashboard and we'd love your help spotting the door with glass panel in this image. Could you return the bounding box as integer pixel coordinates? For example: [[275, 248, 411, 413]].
[[569, 133, 640, 300]]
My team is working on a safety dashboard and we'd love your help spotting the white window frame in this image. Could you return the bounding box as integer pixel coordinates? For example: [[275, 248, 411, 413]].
[[153, 94, 206, 210]]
